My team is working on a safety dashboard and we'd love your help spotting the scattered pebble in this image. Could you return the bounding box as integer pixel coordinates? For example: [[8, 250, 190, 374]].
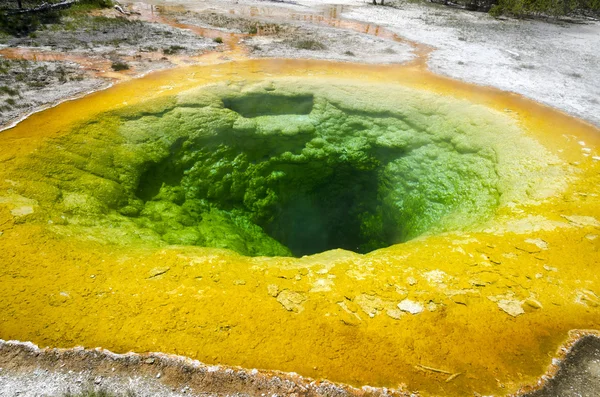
[[398, 299, 423, 315], [497, 299, 525, 317], [276, 290, 306, 313], [10, 206, 34, 217], [524, 238, 549, 250], [561, 215, 600, 227], [575, 290, 599, 307], [267, 284, 279, 297], [147, 267, 170, 278], [524, 298, 543, 309], [386, 308, 403, 320], [423, 270, 447, 284]]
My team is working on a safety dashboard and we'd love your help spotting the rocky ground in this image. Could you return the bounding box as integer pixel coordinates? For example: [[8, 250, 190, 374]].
[[158, 7, 414, 64], [0, 57, 104, 128], [338, 0, 600, 126], [143, 0, 600, 126], [0, 5, 217, 127]]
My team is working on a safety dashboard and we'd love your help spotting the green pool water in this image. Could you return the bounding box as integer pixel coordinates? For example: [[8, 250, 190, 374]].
[[12, 78, 563, 257]]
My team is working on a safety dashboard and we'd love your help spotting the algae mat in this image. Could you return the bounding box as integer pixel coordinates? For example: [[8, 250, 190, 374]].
[[0, 59, 599, 396]]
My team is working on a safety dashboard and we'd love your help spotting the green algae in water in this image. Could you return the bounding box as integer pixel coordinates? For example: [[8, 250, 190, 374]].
[[10, 79, 565, 257]]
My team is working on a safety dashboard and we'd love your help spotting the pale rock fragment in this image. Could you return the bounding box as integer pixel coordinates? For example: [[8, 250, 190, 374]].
[[561, 215, 600, 228], [386, 308, 403, 320], [524, 238, 549, 250], [10, 206, 34, 217], [267, 284, 279, 297], [575, 290, 599, 307], [147, 267, 170, 278], [276, 290, 306, 313], [337, 301, 362, 323], [470, 279, 487, 287], [524, 298, 543, 309], [497, 299, 525, 317], [453, 247, 467, 255], [354, 294, 384, 318], [395, 285, 409, 298], [423, 270, 447, 284], [310, 278, 333, 293], [398, 299, 424, 315]]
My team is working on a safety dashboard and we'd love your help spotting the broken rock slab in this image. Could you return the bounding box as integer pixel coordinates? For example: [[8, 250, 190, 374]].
[[398, 299, 424, 315]]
